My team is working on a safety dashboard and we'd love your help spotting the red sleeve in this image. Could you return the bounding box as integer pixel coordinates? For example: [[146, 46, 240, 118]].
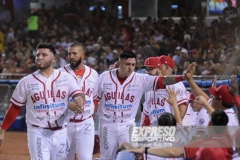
[[156, 77, 164, 89], [93, 99, 98, 112], [141, 113, 150, 126], [183, 146, 199, 159], [233, 95, 240, 107], [1, 103, 22, 130]]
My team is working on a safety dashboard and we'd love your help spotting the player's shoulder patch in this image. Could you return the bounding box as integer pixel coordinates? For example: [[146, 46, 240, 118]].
[[198, 118, 205, 126]]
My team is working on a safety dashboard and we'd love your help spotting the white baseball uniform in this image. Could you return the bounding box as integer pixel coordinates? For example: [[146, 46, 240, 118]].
[[143, 82, 189, 126], [97, 69, 159, 160], [10, 69, 83, 160], [59, 64, 98, 160], [142, 82, 188, 160], [209, 98, 239, 126]]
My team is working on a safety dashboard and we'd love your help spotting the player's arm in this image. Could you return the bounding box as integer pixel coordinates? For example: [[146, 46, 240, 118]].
[[0, 103, 22, 145], [165, 87, 182, 125], [156, 75, 184, 89], [178, 104, 187, 120], [184, 63, 209, 99], [195, 95, 215, 117], [70, 93, 85, 114], [126, 146, 183, 158], [228, 75, 240, 124]]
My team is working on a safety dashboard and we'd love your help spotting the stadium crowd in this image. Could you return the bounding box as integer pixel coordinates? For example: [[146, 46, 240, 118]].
[[0, 1, 240, 78]]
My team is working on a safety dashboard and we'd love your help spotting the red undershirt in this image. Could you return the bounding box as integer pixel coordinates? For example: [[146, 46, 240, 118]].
[[73, 68, 98, 110]]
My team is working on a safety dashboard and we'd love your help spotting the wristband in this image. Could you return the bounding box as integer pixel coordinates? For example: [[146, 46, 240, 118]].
[[175, 75, 184, 82], [233, 95, 240, 107], [145, 147, 150, 155]]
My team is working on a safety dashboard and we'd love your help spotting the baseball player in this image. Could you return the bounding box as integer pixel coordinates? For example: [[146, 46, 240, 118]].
[[0, 43, 85, 160], [97, 51, 187, 160], [58, 43, 98, 160], [184, 63, 239, 126], [142, 56, 189, 127]]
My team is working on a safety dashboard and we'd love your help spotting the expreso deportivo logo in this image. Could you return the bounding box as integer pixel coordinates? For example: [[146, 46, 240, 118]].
[[131, 126, 176, 142]]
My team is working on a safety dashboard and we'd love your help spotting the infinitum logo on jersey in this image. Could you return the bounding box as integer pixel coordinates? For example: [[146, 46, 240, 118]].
[[34, 102, 65, 110], [130, 126, 176, 147]]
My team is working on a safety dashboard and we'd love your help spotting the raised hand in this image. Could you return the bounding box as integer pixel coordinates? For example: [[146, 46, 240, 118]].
[[195, 95, 208, 106], [184, 62, 196, 81], [212, 75, 217, 88], [228, 75, 239, 96], [165, 87, 177, 106]]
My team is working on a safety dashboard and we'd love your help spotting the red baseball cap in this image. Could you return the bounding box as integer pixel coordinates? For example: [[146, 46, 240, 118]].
[[144, 57, 160, 68], [159, 56, 175, 69], [209, 85, 234, 104]]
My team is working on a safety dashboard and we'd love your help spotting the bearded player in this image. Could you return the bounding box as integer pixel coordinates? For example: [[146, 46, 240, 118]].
[[59, 43, 98, 160]]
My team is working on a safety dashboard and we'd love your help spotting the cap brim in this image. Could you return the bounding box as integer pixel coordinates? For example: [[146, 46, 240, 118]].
[[209, 87, 217, 97], [143, 65, 157, 68]]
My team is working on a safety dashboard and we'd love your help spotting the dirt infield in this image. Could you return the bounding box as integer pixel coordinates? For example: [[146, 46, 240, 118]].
[[0, 131, 100, 160], [0, 131, 30, 160]]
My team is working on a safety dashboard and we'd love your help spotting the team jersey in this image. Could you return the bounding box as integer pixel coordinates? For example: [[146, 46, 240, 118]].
[[97, 69, 159, 123], [10, 69, 83, 128], [58, 64, 98, 120], [209, 98, 239, 126], [182, 103, 197, 126], [195, 107, 210, 127], [143, 82, 189, 126], [224, 108, 239, 126]]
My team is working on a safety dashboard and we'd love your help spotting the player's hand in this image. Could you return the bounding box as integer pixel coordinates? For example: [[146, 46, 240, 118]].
[[228, 75, 239, 96], [212, 75, 217, 88], [74, 95, 85, 107], [68, 102, 84, 114], [164, 87, 177, 106], [195, 95, 208, 106], [184, 62, 196, 81], [0, 129, 5, 146]]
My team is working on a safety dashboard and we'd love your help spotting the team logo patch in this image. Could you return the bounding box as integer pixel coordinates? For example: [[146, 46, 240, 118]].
[[198, 118, 205, 126], [176, 89, 184, 96], [103, 83, 112, 89]]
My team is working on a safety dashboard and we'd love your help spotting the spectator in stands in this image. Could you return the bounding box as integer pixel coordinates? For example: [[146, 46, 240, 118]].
[[172, 46, 181, 66], [92, 43, 105, 60], [0, 5, 12, 25], [138, 41, 157, 60], [178, 48, 190, 74], [1, 59, 16, 79], [153, 29, 164, 43], [27, 11, 39, 40], [159, 38, 173, 56], [223, 0, 237, 24], [182, 34, 199, 53], [201, 61, 212, 75], [53, 50, 67, 69]]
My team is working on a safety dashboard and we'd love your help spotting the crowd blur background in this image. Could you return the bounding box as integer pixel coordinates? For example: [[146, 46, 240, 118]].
[[0, 0, 240, 78]]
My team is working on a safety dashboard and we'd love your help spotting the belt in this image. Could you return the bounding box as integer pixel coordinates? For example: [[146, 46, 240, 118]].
[[32, 125, 66, 131], [70, 115, 92, 123]]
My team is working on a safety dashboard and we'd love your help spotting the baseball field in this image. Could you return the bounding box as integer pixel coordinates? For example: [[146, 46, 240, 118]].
[[0, 131, 100, 160]]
